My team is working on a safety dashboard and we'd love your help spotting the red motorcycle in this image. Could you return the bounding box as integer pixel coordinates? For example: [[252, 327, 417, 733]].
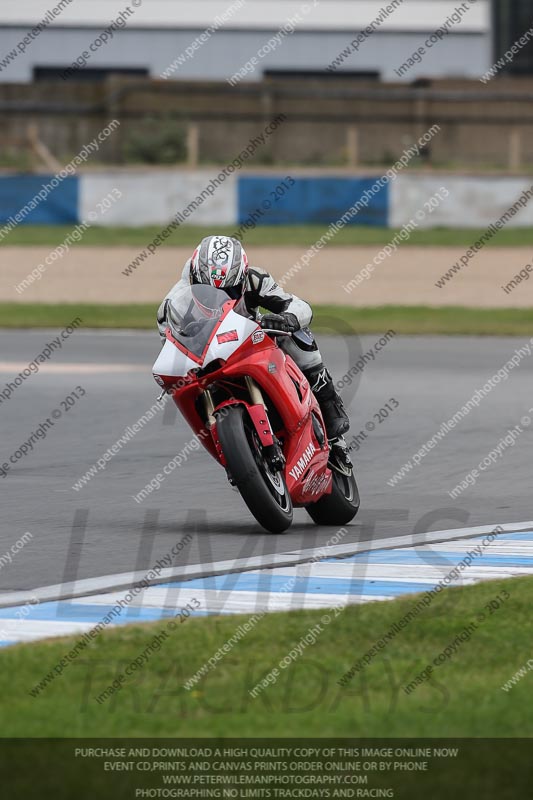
[[152, 284, 359, 533]]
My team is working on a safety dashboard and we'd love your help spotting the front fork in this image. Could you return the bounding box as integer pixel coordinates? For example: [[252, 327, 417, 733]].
[[203, 387, 216, 429], [244, 377, 286, 472], [245, 375, 263, 405], [203, 379, 285, 473]]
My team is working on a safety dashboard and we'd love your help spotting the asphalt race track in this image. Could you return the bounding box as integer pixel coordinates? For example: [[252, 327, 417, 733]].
[[1, 329, 532, 592]]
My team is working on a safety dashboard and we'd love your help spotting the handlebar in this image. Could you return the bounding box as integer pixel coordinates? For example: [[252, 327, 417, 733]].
[[260, 329, 293, 337]]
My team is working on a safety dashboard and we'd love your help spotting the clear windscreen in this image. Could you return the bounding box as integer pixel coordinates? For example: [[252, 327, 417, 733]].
[[166, 284, 247, 358]]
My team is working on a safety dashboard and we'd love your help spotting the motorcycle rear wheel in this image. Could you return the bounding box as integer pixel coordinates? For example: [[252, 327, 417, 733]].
[[216, 405, 293, 534], [305, 461, 360, 526]]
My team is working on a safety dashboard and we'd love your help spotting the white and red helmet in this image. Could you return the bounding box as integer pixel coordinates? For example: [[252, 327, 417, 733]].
[[190, 235, 248, 293]]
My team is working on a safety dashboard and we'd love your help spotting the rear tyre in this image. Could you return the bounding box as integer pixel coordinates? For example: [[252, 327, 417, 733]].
[[216, 405, 293, 533], [305, 464, 360, 526]]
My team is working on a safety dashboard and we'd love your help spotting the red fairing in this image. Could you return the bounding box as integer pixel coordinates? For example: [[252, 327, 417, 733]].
[[158, 308, 332, 507]]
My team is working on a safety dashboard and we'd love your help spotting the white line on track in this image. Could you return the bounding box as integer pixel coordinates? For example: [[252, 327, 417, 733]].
[[0, 519, 531, 610]]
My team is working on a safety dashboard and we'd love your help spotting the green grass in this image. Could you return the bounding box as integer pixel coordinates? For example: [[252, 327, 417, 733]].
[[0, 576, 531, 737], [314, 305, 533, 336], [2, 303, 533, 336], [4, 224, 533, 248]]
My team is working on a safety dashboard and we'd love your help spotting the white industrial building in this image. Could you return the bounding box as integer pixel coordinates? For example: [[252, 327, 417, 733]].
[[0, 0, 491, 83]]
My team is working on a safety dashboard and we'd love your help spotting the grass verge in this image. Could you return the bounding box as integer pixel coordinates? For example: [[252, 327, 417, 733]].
[[2, 303, 533, 336], [0, 576, 531, 737], [4, 224, 533, 248]]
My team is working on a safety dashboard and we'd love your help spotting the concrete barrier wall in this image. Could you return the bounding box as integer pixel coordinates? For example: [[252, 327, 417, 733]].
[[0, 176, 79, 230], [2, 171, 533, 229], [391, 176, 533, 229], [238, 176, 389, 226], [80, 172, 237, 227]]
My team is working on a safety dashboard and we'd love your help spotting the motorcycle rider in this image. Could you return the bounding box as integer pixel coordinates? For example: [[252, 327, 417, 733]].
[[157, 235, 350, 463]]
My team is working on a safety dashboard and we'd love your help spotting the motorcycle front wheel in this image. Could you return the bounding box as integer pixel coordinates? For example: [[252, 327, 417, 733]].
[[216, 405, 293, 534]]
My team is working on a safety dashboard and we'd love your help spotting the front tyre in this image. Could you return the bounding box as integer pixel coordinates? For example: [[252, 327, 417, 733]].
[[305, 464, 360, 526], [216, 405, 293, 533]]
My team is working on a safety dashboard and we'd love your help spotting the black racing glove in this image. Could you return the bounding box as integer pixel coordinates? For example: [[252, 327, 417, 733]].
[[260, 313, 300, 333]]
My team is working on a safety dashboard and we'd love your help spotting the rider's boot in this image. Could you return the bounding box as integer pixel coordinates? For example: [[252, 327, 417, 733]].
[[304, 364, 351, 468]]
